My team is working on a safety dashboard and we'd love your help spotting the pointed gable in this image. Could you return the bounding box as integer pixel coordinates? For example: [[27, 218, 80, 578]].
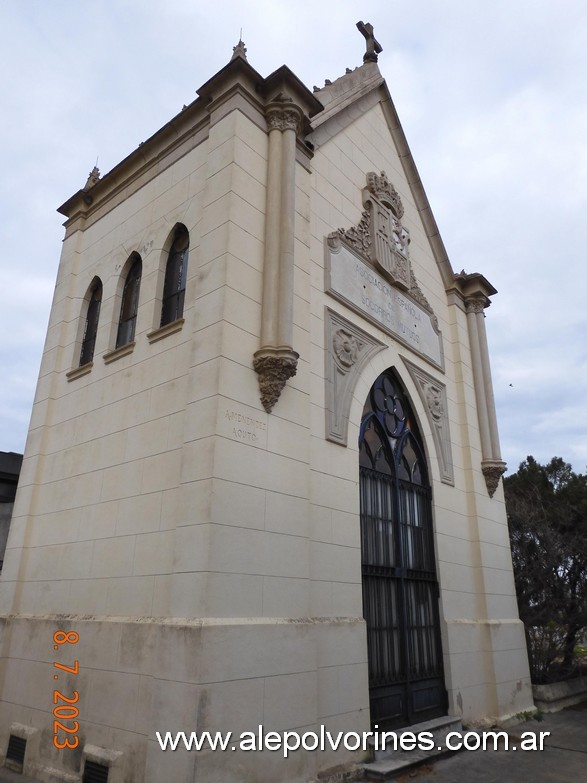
[[308, 60, 456, 299]]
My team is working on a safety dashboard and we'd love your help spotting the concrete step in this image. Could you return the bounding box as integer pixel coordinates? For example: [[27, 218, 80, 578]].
[[361, 715, 462, 780]]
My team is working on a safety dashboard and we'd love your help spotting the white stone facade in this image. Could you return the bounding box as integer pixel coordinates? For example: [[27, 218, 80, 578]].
[[0, 44, 533, 783]]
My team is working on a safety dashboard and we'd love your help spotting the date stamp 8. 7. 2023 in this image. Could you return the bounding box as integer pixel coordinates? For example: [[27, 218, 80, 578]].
[[52, 630, 80, 750]]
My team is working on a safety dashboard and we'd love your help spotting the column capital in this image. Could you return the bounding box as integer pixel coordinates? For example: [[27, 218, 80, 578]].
[[465, 295, 488, 314], [265, 99, 304, 134]]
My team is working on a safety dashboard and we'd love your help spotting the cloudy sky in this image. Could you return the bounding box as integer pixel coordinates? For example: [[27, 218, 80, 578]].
[[1, 1, 586, 475]]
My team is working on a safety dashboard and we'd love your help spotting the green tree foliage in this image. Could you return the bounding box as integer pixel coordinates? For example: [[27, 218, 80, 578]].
[[504, 456, 587, 683]]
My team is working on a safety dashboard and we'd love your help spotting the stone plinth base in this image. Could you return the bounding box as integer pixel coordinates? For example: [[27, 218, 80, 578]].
[[0, 614, 369, 783]]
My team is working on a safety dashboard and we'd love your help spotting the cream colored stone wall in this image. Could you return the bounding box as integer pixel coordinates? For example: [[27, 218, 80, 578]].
[[0, 62, 532, 783], [307, 100, 532, 726], [0, 100, 364, 781], [1, 140, 206, 617]]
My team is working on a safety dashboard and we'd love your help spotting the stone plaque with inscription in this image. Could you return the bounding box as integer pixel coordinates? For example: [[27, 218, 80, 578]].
[[326, 242, 443, 369]]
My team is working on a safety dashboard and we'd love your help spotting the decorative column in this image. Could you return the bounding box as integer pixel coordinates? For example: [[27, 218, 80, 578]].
[[465, 293, 507, 496], [466, 296, 493, 461], [254, 96, 304, 412]]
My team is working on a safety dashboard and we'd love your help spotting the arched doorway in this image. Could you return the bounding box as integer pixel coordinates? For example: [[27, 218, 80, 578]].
[[359, 369, 447, 728]]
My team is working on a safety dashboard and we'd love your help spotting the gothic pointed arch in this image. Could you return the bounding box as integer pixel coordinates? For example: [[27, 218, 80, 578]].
[[359, 368, 446, 728]]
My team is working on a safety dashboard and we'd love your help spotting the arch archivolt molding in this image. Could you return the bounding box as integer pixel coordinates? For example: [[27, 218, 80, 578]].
[[325, 308, 454, 485], [325, 308, 386, 446], [401, 357, 454, 486]]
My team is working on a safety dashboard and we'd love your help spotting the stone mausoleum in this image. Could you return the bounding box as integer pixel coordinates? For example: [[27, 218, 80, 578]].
[[0, 23, 533, 783]]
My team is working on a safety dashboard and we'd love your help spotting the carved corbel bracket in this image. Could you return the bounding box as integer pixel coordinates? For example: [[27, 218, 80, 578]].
[[253, 347, 299, 413], [325, 309, 385, 445], [482, 459, 507, 498]]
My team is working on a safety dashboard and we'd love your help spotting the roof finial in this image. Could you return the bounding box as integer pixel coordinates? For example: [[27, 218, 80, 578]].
[[83, 163, 101, 190], [231, 32, 247, 61], [356, 20, 382, 63]]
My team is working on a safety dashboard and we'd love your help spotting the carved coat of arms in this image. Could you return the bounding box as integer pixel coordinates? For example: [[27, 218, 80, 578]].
[[328, 171, 433, 315], [365, 171, 411, 290]]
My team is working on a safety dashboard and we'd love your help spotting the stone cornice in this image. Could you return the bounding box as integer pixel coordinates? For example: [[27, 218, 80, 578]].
[[310, 61, 384, 131], [261, 65, 323, 126], [58, 57, 322, 232], [204, 81, 267, 131], [57, 109, 210, 230], [196, 52, 266, 105], [449, 271, 497, 311]]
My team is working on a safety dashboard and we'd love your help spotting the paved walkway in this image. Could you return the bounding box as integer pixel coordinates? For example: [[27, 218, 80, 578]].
[[399, 701, 587, 783], [0, 768, 40, 783], [1, 703, 585, 782]]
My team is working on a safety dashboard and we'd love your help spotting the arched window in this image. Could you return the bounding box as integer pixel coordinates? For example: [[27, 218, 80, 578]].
[[359, 369, 446, 728], [79, 279, 102, 366], [116, 255, 142, 348], [161, 225, 189, 327]]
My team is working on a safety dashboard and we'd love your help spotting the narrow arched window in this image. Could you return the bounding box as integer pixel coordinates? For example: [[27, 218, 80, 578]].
[[116, 255, 142, 348], [79, 279, 102, 366], [161, 225, 189, 327]]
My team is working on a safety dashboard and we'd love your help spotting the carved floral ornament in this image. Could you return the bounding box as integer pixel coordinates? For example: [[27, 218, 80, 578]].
[[327, 209, 372, 257], [265, 95, 303, 134], [333, 329, 362, 369], [325, 309, 385, 446], [266, 108, 302, 133], [465, 295, 488, 315], [424, 383, 444, 422]]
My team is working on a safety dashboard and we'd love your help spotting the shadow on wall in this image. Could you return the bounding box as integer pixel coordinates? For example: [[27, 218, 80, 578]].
[[0, 452, 23, 571]]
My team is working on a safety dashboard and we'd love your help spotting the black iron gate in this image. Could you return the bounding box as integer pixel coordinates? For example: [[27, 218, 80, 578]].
[[359, 370, 446, 728]]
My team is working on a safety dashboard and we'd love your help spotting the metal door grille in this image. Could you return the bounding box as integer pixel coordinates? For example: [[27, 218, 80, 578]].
[[359, 370, 446, 728]]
